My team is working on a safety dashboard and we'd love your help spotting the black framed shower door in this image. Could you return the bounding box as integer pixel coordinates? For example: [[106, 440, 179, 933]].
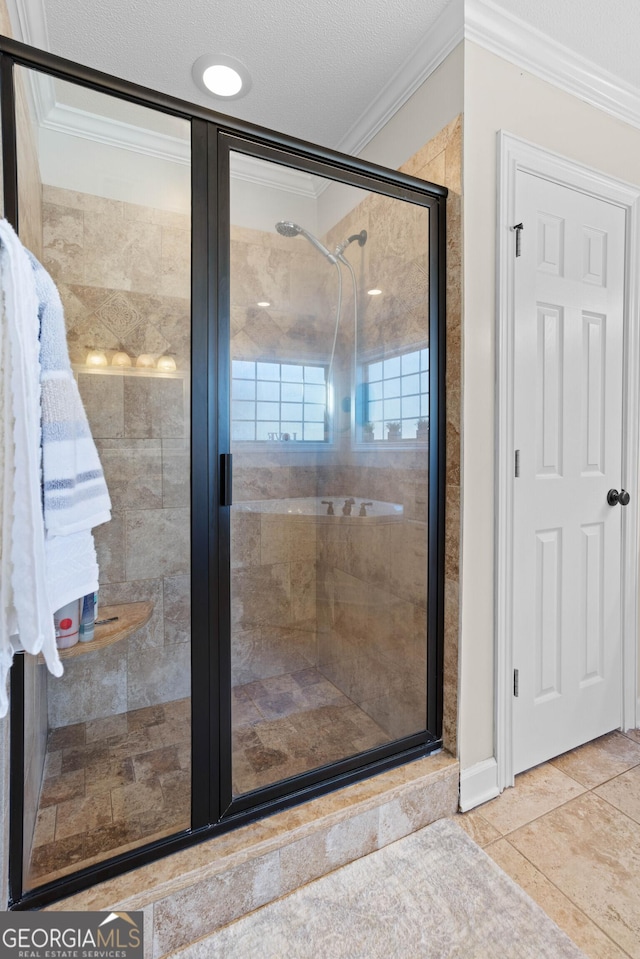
[[1, 36, 447, 909]]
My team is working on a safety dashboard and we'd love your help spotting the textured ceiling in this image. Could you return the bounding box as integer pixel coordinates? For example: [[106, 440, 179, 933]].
[[33, 0, 640, 150], [40, 0, 452, 149]]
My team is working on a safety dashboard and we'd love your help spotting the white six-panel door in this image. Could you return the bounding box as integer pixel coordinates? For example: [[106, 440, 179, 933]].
[[512, 171, 626, 775]]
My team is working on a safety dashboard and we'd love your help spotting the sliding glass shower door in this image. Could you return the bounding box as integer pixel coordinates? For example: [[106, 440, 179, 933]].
[[226, 144, 434, 799]]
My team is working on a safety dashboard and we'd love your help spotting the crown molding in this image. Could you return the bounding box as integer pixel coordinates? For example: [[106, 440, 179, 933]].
[[228, 154, 323, 197], [337, 0, 464, 156], [4, 0, 49, 48], [41, 97, 322, 195], [465, 0, 640, 132], [43, 102, 191, 165]]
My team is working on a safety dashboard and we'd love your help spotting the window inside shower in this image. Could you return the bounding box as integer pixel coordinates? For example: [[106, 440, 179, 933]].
[[6, 47, 445, 907]]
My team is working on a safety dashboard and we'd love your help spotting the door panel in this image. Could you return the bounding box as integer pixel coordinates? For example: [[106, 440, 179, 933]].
[[513, 172, 625, 774], [226, 148, 432, 797]]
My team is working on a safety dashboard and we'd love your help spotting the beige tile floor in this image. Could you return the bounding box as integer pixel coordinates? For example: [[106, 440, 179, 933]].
[[458, 729, 640, 959]]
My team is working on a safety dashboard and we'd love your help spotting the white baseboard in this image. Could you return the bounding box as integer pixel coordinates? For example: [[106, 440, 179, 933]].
[[459, 757, 500, 811]]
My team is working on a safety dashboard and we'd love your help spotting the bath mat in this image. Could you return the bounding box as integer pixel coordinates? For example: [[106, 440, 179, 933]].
[[168, 817, 587, 958]]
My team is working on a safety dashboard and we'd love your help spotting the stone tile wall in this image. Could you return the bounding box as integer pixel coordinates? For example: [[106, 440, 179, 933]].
[[231, 511, 319, 687], [41, 187, 191, 726], [400, 116, 462, 753]]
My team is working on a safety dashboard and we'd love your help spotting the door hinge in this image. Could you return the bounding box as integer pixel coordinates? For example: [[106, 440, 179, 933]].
[[513, 222, 524, 257], [513, 668, 519, 697], [514, 449, 520, 477]]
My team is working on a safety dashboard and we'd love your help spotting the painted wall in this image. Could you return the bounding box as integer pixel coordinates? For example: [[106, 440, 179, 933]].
[[460, 40, 640, 770]]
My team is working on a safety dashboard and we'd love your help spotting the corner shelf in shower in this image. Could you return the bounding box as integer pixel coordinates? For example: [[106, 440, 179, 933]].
[[47, 601, 153, 662]]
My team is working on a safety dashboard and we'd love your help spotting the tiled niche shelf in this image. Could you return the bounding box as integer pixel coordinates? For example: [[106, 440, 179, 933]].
[[46, 601, 153, 662], [72, 365, 187, 380]]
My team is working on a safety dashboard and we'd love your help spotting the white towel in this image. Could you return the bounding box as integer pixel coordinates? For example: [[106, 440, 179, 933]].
[[29, 252, 112, 537], [0, 219, 62, 716]]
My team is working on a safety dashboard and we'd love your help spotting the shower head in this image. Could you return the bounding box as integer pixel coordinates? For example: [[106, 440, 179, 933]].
[[275, 220, 337, 264], [275, 220, 301, 238]]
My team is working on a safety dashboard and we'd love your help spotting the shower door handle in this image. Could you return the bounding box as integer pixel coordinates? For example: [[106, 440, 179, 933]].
[[220, 453, 233, 507]]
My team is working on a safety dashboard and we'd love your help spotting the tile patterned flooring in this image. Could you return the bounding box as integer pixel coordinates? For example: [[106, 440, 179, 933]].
[[459, 729, 640, 959], [30, 670, 390, 888], [29, 699, 192, 888], [232, 668, 390, 793]]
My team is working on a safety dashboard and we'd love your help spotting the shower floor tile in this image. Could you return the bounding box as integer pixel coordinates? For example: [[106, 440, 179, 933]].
[[232, 670, 390, 794], [29, 675, 391, 888], [28, 698, 192, 889]]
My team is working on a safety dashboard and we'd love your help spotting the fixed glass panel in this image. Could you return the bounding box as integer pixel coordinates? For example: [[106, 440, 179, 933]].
[[229, 150, 430, 796], [16, 67, 192, 890]]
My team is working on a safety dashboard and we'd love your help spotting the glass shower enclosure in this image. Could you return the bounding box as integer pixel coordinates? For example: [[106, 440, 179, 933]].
[[1, 37, 446, 908]]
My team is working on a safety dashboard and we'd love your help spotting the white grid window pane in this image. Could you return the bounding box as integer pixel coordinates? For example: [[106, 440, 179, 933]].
[[233, 379, 256, 401], [282, 382, 304, 402], [402, 395, 420, 419], [232, 360, 327, 442], [257, 362, 280, 380], [367, 380, 383, 402], [384, 377, 401, 398], [232, 421, 256, 441], [257, 401, 280, 420], [363, 347, 429, 441], [384, 398, 401, 421], [282, 402, 303, 419], [257, 380, 279, 401], [234, 360, 255, 378], [304, 383, 326, 404], [232, 400, 255, 420], [401, 373, 420, 395], [368, 361, 383, 381], [383, 356, 401, 378], [304, 422, 324, 441], [402, 351, 420, 375], [281, 364, 304, 382], [306, 404, 325, 422]]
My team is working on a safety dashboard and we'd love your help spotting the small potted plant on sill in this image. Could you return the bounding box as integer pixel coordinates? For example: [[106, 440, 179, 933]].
[[363, 421, 375, 442], [416, 418, 429, 441], [386, 421, 402, 441]]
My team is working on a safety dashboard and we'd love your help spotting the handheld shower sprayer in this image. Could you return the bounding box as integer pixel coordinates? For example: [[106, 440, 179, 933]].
[[275, 221, 338, 264]]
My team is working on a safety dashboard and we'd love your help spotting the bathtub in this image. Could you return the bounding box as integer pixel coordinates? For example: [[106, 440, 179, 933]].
[[233, 496, 403, 523]]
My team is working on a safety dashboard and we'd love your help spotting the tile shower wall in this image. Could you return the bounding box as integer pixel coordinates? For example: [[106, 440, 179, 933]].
[[41, 186, 191, 727], [400, 116, 462, 752]]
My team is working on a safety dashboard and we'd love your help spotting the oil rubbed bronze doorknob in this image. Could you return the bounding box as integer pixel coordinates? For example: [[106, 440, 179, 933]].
[[607, 488, 631, 506]]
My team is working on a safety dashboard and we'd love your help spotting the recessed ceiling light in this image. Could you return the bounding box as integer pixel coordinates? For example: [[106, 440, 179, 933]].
[[257, 300, 271, 308], [367, 288, 382, 296], [192, 54, 252, 100]]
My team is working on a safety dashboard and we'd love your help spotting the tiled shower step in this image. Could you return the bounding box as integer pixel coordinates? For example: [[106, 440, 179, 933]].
[[45, 751, 459, 959]]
